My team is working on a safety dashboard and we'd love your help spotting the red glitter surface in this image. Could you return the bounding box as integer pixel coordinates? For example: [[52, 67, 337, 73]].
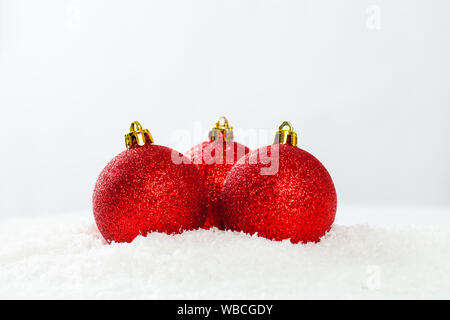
[[186, 140, 250, 229], [222, 144, 337, 243], [93, 144, 207, 243]]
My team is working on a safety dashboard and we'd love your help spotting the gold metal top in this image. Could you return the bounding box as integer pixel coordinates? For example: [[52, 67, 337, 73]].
[[208, 116, 234, 142], [273, 121, 298, 147], [125, 121, 154, 149]]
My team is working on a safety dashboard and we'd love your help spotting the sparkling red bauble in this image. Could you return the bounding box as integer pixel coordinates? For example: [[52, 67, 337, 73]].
[[222, 144, 337, 243], [93, 144, 207, 243], [186, 140, 250, 229]]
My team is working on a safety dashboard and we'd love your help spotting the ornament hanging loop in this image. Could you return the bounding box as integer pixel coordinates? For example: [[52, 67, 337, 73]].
[[125, 121, 154, 149], [273, 121, 298, 147], [209, 116, 234, 142]]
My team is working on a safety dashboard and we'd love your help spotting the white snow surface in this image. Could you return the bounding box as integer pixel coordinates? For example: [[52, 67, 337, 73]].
[[0, 207, 449, 299]]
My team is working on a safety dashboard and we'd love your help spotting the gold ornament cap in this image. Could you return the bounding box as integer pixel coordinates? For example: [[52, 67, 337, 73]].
[[273, 121, 298, 147], [125, 121, 154, 148], [208, 116, 234, 142]]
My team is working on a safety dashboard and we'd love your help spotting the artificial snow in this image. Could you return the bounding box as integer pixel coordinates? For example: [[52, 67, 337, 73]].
[[0, 208, 449, 299]]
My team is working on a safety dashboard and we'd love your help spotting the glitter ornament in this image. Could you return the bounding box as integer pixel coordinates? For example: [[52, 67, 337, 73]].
[[93, 121, 207, 243], [222, 121, 337, 243], [185, 117, 250, 229]]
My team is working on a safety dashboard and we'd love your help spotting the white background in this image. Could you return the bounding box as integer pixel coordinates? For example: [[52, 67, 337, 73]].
[[0, 0, 449, 218]]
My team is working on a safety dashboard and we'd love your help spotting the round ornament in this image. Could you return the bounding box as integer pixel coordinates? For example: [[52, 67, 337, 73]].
[[93, 121, 207, 243], [186, 117, 250, 229], [222, 122, 337, 243]]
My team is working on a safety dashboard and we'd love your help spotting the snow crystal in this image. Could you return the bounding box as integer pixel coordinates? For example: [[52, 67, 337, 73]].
[[0, 208, 449, 299]]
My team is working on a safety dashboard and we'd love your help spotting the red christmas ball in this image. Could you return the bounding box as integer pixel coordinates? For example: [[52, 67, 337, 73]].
[[186, 117, 250, 229], [93, 121, 206, 243], [222, 122, 337, 243]]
